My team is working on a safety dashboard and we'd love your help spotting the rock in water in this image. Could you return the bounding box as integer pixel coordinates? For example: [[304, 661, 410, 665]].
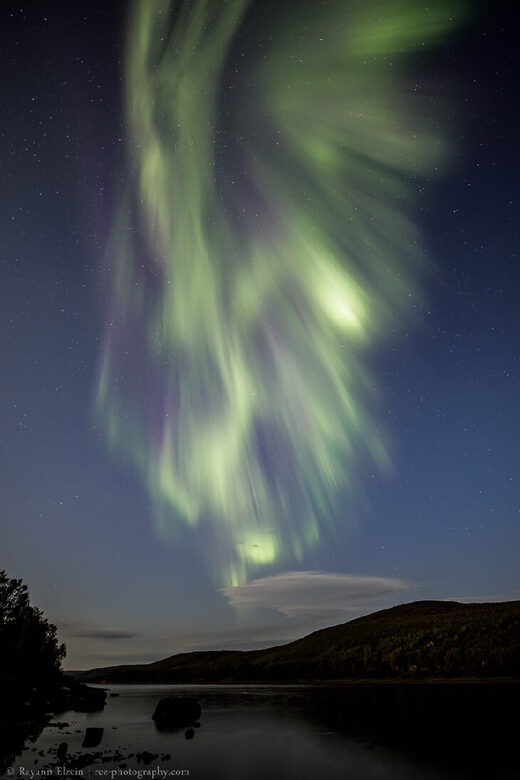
[[82, 727, 104, 748], [137, 751, 156, 765], [152, 697, 201, 729], [56, 742, 67, 760], [72, 684, 107, 712]]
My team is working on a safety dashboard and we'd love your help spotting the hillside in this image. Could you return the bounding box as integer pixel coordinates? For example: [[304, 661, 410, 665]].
[[76, 600, 520, 683]]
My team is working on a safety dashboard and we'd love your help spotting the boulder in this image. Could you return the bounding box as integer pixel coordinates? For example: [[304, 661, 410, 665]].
[[73, 685, 107, 712], [82, 727, 104, 748], [152, 697, 201, 730], [56, 742, 67, 760]]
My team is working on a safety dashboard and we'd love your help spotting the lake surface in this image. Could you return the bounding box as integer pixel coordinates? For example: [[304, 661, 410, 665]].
[[9, 682, 519, 779]]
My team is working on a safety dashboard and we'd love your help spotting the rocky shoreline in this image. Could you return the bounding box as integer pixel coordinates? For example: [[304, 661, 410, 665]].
[[1, 684, 204, 775], [0, 674, 107, 774]]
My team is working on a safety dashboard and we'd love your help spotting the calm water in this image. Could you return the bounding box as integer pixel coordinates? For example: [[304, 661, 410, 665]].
[[9, 683, 519, 780]]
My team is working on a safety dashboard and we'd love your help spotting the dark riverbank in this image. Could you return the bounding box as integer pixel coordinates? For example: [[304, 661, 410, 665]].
[[0, 675, 106, 775]]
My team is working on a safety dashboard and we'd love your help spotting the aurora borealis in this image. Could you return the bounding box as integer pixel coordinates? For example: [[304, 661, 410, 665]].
[[97, 0, 466, 585], [1, 0, 519, 670]]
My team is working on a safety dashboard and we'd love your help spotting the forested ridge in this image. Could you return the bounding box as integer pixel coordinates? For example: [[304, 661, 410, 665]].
[[77, 600, 520, 683]]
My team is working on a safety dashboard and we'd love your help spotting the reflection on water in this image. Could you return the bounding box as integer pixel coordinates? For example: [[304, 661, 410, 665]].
[[9, 682, 520, 779]]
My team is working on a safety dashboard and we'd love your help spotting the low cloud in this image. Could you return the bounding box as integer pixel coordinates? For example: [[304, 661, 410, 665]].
[[443, 594, 520, 604], [222, 571, 408, 618], [57, 621, 140, 642], [70, 629, 140, 641]]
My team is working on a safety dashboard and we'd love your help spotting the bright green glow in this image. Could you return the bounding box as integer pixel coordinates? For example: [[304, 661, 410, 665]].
[[97, 0, 466, 585]]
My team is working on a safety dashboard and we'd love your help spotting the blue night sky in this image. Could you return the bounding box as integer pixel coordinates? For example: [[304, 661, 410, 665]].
[[1, 0, 519, 669]]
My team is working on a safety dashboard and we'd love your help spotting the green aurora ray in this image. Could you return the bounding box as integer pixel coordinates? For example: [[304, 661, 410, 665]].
[[97, 0, 466, 585]]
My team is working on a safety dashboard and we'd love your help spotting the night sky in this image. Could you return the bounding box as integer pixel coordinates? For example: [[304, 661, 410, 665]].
[[1, 0, 519, 670]]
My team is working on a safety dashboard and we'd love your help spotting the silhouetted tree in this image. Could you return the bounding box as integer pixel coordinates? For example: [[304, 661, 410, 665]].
[[0, 570, 66, 686], [0, 571, 67, 773]]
